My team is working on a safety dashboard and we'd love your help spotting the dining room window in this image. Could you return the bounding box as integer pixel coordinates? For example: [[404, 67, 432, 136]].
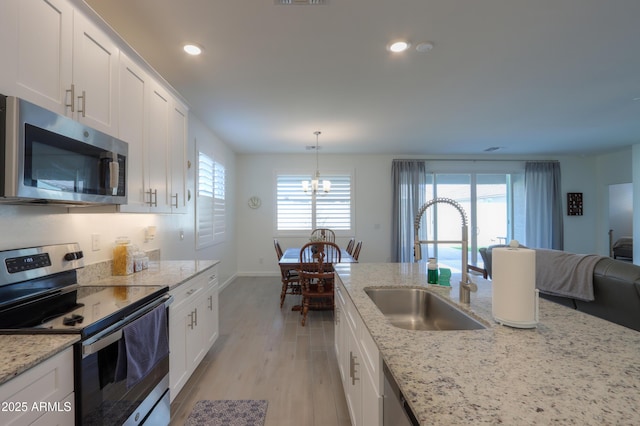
[[276, 173, 352, 233]]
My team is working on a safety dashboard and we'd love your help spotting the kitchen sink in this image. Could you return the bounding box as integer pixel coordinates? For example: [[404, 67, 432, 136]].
[[364, 287, 487, 331]]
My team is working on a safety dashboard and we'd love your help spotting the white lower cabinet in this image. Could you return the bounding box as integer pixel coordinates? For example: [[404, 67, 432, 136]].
[[0, 347, 75, 426], [335, 278, 383, 426], [169, 266, 219, 401]]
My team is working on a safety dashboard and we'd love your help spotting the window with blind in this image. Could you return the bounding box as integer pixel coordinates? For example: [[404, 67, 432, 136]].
[[197, 152, 226, 248], [276, 173, 352, 232]]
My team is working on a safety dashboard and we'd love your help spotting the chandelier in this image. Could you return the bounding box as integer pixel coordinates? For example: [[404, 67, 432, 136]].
[[302, 131, 331, 194]]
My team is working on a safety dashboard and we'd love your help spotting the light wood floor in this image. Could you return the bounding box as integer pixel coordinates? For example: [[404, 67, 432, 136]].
[[169, 276, 351, 426]]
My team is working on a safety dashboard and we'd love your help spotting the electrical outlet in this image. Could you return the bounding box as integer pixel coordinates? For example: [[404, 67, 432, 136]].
[[91, 234, 100, 251]]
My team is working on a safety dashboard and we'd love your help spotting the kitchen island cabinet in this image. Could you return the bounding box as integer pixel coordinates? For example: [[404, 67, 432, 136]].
[[334, 263, 640, 425], [335, 279, 382, 426]]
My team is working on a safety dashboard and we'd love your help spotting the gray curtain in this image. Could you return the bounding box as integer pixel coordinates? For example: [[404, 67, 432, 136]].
[[525, 161, 564, 249], [391, 160, 426, 262]]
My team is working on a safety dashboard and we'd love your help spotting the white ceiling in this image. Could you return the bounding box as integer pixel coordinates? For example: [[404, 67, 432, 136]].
[[84, 0, 640, 155]]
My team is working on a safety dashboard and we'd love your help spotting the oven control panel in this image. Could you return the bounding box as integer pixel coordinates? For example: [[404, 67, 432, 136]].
[[0, 243, 84, 287], [5, 253, 52, 273]]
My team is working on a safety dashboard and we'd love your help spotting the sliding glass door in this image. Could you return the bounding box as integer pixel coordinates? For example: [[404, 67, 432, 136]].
[[421, 172, 524, 271]]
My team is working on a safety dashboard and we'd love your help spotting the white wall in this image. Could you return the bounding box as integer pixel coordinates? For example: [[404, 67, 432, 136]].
[[558, 156, 599, 254], [236, 152, 625, 276], [236, 154, 392, 275]]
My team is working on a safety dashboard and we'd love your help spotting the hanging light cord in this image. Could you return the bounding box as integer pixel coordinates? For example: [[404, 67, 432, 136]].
[[314, 131, 321, 175]]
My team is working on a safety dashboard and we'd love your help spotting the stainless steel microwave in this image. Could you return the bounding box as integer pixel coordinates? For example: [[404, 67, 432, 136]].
[[0, 95, 127, 206]]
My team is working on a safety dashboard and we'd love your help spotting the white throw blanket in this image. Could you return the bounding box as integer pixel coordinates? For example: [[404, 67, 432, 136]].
[[535, 249, 604, 301]]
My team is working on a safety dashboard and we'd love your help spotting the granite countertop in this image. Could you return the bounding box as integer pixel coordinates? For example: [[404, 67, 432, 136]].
[[79, 259, 220, 290], [0, 334, 79, 385], [0, 260, 219, 388], [334, 263, 640, 425]]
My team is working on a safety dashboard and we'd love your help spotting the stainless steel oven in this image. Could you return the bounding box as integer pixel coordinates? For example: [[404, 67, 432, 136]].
[[78, 294, 171, 425], [0, 95, 127, 206], [0, 243, 171, 425]]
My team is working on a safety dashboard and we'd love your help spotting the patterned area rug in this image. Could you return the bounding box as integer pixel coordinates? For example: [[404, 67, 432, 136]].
[[185, 400, 268, 426]]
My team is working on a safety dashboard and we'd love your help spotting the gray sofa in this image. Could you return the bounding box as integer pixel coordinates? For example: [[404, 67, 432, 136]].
[[480, 246, 640, 332]]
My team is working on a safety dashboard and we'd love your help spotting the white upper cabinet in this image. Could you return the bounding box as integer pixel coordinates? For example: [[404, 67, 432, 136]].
[[169, 100, 189, 214], [1, 0, 73, 111], [71, 9, 119, 134], [0, 0, 189, 214], [2, 0, 119, 136], [118, 53, 150, 212], [118, 55, 189, 214], [147, 81, 172, 213]]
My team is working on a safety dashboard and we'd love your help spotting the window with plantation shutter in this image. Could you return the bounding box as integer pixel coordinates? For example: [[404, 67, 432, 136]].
[[276, 173, 352, 232], [213, 161, 226, 240], [196, 152, 226, 248]]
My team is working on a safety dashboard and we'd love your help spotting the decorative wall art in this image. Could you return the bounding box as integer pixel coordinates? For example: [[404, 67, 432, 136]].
[[567, 192, 583, 216]]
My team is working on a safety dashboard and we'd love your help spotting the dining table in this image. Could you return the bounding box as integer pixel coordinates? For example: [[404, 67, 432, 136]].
[[278, 247, 357, 268], [278, 246, 357, 311]]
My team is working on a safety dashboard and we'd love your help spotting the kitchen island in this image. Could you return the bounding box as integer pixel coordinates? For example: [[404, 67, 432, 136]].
[[334, 263, 640, 425]]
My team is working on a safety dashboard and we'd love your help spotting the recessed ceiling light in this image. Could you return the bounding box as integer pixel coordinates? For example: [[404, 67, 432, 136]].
[[388, 41, 411, 53], [183, 44, 203, 56], [415, 42, 434, 53]]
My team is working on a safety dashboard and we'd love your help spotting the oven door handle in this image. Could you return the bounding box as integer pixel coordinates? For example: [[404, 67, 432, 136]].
[[82, 294, 173, 357]]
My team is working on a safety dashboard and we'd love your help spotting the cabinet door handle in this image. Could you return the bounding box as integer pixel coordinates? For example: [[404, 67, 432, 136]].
[[208, 295, 213, 311], [350, 351, 359, 386], [146, 189, 158, 207], [77, 90, 86, 117], [65, 84, 75, 112], [188, 311, 195, 329], [334, 307, 340, 325], [171, 193, 179, 208], [193, 307, 198, 327]]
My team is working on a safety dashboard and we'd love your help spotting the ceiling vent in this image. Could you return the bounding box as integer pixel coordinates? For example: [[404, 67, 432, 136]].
[[275, 0, 327, 5]]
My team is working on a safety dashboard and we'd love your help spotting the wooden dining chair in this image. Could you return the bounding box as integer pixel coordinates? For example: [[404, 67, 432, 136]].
[[346, 238, 355, 255], [352, 241, 363, 261], [275, 239, 300, 308], [298, 241, 341, 326], [310, 228, 336, 243]]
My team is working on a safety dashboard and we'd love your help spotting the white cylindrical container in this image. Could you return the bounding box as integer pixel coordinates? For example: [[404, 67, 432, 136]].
[[492, 244, 539, 328]]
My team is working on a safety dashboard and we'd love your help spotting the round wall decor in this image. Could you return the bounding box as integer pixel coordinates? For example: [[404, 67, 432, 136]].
[[248, 196, 262, 209]]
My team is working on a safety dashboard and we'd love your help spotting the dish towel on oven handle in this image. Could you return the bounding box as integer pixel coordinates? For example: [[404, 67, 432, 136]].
[[115, 304, 169, 390]]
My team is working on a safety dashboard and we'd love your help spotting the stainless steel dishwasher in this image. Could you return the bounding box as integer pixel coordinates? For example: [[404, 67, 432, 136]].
[[383, 362, 419, 426]]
